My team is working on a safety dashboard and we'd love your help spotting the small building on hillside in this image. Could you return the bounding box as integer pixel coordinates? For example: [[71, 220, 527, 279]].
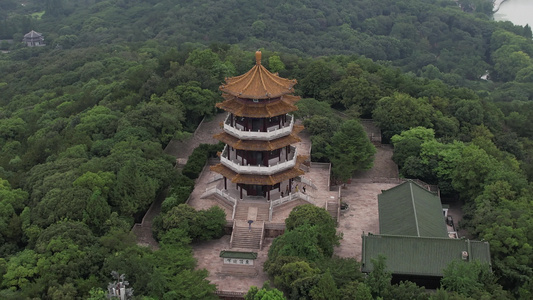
[[361, 180, 491, 288], [22, 30, 45, 47]]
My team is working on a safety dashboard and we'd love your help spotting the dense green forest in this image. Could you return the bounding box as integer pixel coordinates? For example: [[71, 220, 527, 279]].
[[1, 0, 533, 298]]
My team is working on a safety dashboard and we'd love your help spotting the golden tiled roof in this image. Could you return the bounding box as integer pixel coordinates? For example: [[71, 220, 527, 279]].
[[216, 94, 300, 118], [210, 155, 308, 185], [219, 51, 297, 99], [213, 125, 304, 151]]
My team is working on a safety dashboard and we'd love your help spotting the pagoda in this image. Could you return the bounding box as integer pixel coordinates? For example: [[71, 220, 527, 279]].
[[211, 51, 307, 201]]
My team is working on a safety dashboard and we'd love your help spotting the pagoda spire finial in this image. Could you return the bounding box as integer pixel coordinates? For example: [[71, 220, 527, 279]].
[[255, 50, 262, 65]]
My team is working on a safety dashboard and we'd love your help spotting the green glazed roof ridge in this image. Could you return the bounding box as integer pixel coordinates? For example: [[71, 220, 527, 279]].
[[372, 234, 489, 243], [410, 182, 421, 237], [383, 179, 437, 196], [219, 250, 258, 259]]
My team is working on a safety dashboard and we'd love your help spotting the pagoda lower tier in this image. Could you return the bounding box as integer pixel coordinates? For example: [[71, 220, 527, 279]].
[[210, 155, 307, 200], [220, 145, 297, 174]]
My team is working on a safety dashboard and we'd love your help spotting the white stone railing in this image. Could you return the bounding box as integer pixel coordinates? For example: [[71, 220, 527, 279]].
[[259, 221, 265, 250], [269, 201, 273, 221], [220, 145, 297, 175], [232, 201, 236, 220], [271, 192, 313, 208], [223, 114, 294, 140], [206, 186, 238, 219], [299, 176, 316, 190], [229, 221, 236, 248], [214, 188, 237, 204]]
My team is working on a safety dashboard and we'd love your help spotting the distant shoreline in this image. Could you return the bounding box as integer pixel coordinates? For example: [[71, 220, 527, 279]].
[[493, 0, 508, 12]]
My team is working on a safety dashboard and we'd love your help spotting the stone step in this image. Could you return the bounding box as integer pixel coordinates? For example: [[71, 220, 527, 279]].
[[218, 264, 258, 277], [327, 206, 338, 213], [231, 241, 261, 249], [231, 227, 263, 249], [327, 202, 338, 220], [234, 203, 269, 221], [234, 212, 269, 221], [234, 227, 263, 233]]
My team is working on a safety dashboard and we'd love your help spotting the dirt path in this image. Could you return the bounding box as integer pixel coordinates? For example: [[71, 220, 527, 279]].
[[164, 113, 226, 160], [353, 144, 398, 180], [132, 113, 227, 249]]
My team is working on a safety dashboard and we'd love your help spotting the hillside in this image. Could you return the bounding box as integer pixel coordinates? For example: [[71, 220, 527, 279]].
[[0, 0, 533, 298]]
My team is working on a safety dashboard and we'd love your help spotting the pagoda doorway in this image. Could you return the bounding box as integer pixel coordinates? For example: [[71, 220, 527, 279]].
[[251, 118, 262, 131], [250, 152, 264, 166], [247, 185, 265, 197]]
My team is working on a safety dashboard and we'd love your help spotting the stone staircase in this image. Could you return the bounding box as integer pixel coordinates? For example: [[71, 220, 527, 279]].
[[230, 221, 263, 249], [219, 264, 258, 277], [234, 201, 269, 221], [326, 201, 338, 221]]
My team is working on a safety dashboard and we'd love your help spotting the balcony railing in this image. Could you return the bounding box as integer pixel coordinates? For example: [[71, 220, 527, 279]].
[[223, 114, 294, 140], [220, 145, 297, 175]]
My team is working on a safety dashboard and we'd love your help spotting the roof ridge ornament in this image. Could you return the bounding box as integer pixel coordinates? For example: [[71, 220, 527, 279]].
[[255, 50, 261, 65]]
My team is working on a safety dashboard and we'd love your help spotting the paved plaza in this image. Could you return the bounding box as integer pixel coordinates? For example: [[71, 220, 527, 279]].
[[184, 114, 401, 293], [143, 112, 464, 294]]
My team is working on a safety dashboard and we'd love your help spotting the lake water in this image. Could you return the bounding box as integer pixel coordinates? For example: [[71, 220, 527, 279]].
[[493, 0, 533, 27]]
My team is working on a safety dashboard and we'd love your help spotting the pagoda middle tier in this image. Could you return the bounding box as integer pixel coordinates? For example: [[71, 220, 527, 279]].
[[213, 124, 303, 151]]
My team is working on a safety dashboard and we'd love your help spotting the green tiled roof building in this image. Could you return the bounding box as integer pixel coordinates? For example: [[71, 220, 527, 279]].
[[362, 180, 491, 288]]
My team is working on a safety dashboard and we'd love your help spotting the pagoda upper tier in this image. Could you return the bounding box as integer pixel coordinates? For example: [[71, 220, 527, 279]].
[[220, 51, 297, 99], [216, 94, 300, 118]]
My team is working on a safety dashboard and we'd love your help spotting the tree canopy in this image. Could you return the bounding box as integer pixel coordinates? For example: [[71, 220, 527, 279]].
[[1, 0, 533, 298]]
